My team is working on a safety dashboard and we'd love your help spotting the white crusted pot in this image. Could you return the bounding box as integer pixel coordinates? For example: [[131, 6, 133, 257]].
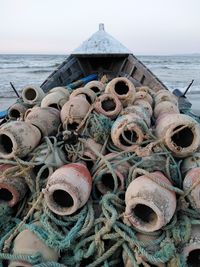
[[94, 93, 122, 119], [84, 81, 105, 93], [70, 87, 96, 104], [8, 102, 28, 120], [0, 121, 41, 159], [155, 90, 177, 105], [105, 77, 136, 106], [154, 101, 179, 119], [43, 163, 92, 215], [22, 85, 45, 105], [8, 223, 59, 267], [183, 167, 200, 211], [111, 114, 146, 151], [25, 107, 60, 137], [41, 91, 69, 109], [182, 225, 200, 267], [133, 99, 153, 116], [156, 113, 200, 157], [125, 171, 176, 232], [135, 91, 153, 106], [61, 95, 90, 130]]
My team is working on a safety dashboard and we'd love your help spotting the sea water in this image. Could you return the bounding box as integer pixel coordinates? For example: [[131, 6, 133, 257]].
[[0, 54, 200, 98]]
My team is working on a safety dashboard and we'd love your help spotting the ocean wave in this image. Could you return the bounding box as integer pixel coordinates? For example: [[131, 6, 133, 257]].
[[28, 70, 52, 74]]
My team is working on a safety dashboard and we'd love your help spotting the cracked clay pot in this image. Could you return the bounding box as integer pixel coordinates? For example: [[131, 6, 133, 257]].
[[124, 171, 176, 232]]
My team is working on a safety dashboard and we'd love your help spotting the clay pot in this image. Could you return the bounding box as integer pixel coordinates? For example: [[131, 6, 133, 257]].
[[105, 77, 136, 107], [181, 153, 200, 174], [60, 95, 90, 130], [21, 85, 45, 105], [183, 167, 200, 210], [121, 105, 151, 127], [96, 153, 130, 194], [111, 114, 146, 151], [154, 101, 179, 119], [182, 225, 200, 267], [70, 87, 96, 104], [50, 86, 70, 96], [41, 90, 69, 109], [43, 163, 92, 215], [84, 81, 105, 93], [8, 102, 28, 120], [135, 91, 153, 106], [82, 138, 103, 165], [155, 113, 200, 157], [154, 90, 177, 105], [94, 93, 122, 119], [124, 171, 176, 232], [8, 224, 59, 267], [133, 99, 153, 117], [0, 121, 41, 159], [25, 107, 60, 137], [136, 86, 156, 97], [123, 232, 166, 266]]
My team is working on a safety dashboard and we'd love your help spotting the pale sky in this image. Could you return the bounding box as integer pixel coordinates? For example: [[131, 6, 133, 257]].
[[0, 0, 200, 55]]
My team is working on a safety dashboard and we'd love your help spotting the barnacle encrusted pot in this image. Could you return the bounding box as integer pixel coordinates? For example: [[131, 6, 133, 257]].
[[124, 171, 176, 232], [0, 164, 27, 207], [135, 91, 153, 106], [70, 87, 96, 104], [41, 89, 69, 109], [133, 99, 153, 117], [94, 93, 122, 119], [181, 153, 200, 174], [111, 114, 146, 151], [154, 101, 179, 119], [121, 105, 151, 127], [60, 95, 90, 130], [43, 163, 92, 215], [21, 85, 45, 105], [105, 77, 136, 106], [8, 102, 28, 120], [155, 113, 200, 157], [183, 167, 200, 210], [154, 90, 178, 105], [84, 81, 105, 94], [25, 107, 60, 137], [8, 224, 59, 267], [182, 225, 200, 267], [95, 153, 130, 194], [0, 121, 41, 159]]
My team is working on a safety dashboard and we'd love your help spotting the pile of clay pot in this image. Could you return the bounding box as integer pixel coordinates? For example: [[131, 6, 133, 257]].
[[0, 76, 200, 267]]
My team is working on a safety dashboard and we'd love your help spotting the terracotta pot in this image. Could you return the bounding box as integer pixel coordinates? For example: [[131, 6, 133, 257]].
[[8, 223, 59, 267], [133, 99, 153, 116], [96, 153, 130, 194], [21, 85, 45, 105], [124, 171, 176, 232], [43, 163, 92, 215], [25, 107, 60, 137], [136, 86, 156, 97], [8, 102, 28, 120], [121, 105, 151, 127], [50, 86, 70, 97], [111, 114, 146, 151], [94, 93, 122, 119], [41, 91, 69, 109], [70, 87, 96, 104], [0, 121, 41, 159], [154, 90, 177, 105], [154, 101, 179, 119], [181, 153, 200, 174], [84, 81, 105, 93], [135, 91, 153, 106], [83, 138, 103, 161], [183, 167, 200, 210], [105, 77, 136, 107], [156, 113, 200, 157], [182, 225, 200, 267], [60, 95, 90, 130]]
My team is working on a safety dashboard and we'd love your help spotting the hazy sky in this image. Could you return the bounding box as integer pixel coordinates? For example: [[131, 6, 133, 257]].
[[0, 0, 200, 55]]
